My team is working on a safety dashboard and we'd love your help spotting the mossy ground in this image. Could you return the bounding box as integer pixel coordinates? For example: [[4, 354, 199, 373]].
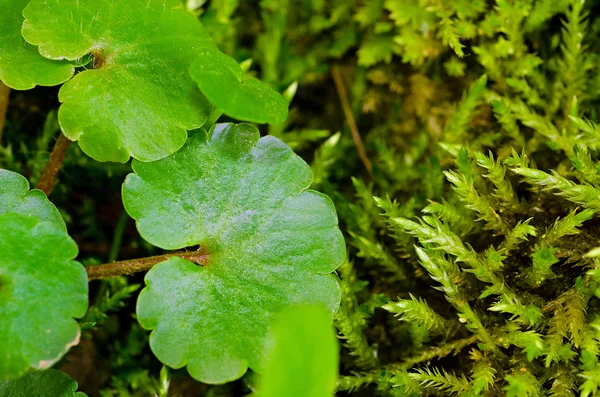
[[2, 0, 600, 396]]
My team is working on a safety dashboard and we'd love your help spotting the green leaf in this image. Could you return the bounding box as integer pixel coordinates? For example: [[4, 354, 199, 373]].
[[0, 0, 74, 90], [22, 0, 214, 163], [0, 214, 88, 379], [258, 306, 339, 397], [123, 123, 345, 384], [0, 169, 65, 230], [0, 369, 87, 396], [189, 48, 288, 125]]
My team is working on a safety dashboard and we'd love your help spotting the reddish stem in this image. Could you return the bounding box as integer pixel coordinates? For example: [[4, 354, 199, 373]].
[[0, 82, 10, 145], [86, 251, 209, 281], [37, 132, 71, 196]]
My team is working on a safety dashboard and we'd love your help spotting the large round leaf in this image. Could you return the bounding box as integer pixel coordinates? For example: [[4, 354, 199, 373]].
[[22, 0, 215, 163], [0, 369, 87, 396], [123, 123, 345, 384], [189, 48, 289, 125], [0, 214, 88, 379], [0, 0, 74, 90], [0, 169, 65, 230]]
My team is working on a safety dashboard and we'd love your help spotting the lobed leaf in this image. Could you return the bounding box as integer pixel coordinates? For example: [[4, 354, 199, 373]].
[[189, 47, 289, 125], [0, 369, 87, 396], [22, 0, 215, 162], [0, 170, 86, 379], [0, 169, 65, 230], [0, 213, 88, 379], [123, 123, 345, 383], [0, 0, 74, 90]]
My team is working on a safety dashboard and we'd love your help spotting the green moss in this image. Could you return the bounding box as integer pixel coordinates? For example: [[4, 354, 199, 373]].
[[3, 0, 600, 394]]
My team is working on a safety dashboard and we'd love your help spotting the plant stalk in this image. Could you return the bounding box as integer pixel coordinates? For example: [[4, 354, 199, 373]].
[[86, 251, 209, 281], [108, 210, 130, 263], [0, 82, 10, 145], [37, 132, 71, 196], [331, 64, 373, 176]]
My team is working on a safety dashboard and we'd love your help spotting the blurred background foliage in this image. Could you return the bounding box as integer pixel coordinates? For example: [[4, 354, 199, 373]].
[[3, 0, 600, 395]]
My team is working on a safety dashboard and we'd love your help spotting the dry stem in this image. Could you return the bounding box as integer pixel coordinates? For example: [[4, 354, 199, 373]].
[[331, 64, 373, 176]]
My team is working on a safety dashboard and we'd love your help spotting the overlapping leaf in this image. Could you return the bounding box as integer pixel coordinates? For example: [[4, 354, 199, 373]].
[[0, 169, 65, 229], [259, 306, 339, 397], [0, 369, 87, 396], [123, 123, 345, 383], [0, 0, 74, 90], [0, 171, 87, 379], [21, 0, 215, 162], [189, 48, 289, 125]]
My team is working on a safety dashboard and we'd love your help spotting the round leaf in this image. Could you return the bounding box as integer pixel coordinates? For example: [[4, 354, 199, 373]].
[[189, 48, 289, 125], [22, 0, 215, 163], [259, 306, 339, 397], [0, 214, 88, 379], [0, 0, 74, 90], [123, 123, 345, 384], [0, 369, 87, 397], [0, 169, 65, 230]]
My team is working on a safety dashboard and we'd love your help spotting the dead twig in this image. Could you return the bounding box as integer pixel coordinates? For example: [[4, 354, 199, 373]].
[[331, 64, 373, 176]]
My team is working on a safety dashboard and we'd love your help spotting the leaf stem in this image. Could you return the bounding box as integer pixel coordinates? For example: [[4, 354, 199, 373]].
[[205, 107, 224, 127], [86, 251, 209, 281], [37, 132, 71, 196], [331, 64, 373, 176], [108, 210, 130, 263], [0, 82, 10, 145]]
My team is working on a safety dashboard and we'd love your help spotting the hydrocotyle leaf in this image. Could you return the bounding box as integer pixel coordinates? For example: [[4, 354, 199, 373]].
[[0, 169, 65, 230], [0, 369, 87, 397], [189, 47, 289, 125], [22, 0, 215, 163], [0, 214, 88, 379], [0, 0, 74, 90], [259, 306, 339, 397], [123, 123, 345, 384]]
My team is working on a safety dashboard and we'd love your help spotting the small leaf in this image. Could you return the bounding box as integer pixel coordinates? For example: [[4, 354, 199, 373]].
[[259, 306, 339, 397], [0, 0, 74, 90], [0, 369, 87, 396], [189, 48, 288, 125], [0, 214, 88, 379], [0, 169, 65, 230], [22, 0, 215, 162], [123, 123, 345, 383]]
